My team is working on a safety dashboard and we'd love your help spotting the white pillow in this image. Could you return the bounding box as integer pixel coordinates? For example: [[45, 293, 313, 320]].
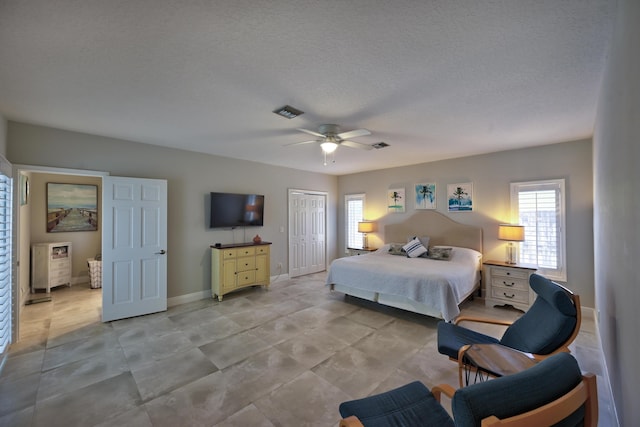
[[403, 238, 428, 258]]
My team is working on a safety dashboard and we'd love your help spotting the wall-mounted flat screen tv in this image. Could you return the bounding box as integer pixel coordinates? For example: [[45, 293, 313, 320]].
[[210, 192, 264, 228]]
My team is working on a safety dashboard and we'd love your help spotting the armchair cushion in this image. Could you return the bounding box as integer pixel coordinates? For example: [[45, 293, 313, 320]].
[[437, 321, 500, 360], [338, 381, 454, 427], [452, 352, 584, 427], [499, 274, 577, 354]]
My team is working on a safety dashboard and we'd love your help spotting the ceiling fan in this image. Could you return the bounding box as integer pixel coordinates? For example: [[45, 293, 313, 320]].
[[285, 124, 374, 154]]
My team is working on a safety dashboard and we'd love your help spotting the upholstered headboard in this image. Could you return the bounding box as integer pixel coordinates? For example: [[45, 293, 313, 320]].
[[384, 211, 483, 253]]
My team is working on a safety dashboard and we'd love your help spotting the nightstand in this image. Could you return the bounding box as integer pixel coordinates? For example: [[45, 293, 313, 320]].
[[347, 247, 377, 256], [483, 260, 537, 311]]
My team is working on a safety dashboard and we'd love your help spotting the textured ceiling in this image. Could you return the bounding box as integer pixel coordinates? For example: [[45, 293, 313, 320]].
[[0, 0, 614, 175]]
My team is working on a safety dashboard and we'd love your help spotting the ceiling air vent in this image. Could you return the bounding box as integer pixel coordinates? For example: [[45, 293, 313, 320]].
[[372, 142, 389, 149], [273, 105, 304, 119]]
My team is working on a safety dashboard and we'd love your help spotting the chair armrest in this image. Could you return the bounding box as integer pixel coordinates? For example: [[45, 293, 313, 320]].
[[339, 415, 364, 427], [431, 384, 457, 402], [454, 315, 514, 327]]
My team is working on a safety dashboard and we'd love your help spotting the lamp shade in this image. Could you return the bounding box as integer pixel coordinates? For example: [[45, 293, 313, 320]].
[[498, 224, 525, 241], [358, 221, 377, 234]]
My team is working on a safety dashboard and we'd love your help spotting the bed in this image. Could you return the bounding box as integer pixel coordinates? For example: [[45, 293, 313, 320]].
[[327, 211, 483, 321]]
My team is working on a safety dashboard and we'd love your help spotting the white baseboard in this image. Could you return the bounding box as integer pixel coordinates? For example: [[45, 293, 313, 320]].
[[167, 289, 212, 307], [167, 275, 288, 308]]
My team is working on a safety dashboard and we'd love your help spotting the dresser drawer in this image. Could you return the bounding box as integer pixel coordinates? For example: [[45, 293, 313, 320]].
[[491, 277, 529, 291], [237, 247, 256, 257], [236, 257, 256, 272], [256, 246, 269, 255], [491, 266, 530, 280], [237, 270, 256, 286], [222, 249, 237, 259], [491, 287, 529, 304]]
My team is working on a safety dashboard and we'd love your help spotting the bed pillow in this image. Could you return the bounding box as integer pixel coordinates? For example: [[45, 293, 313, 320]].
[[388, 243, 406, 256], [407, 235, 430, 249], [403, 238, 428, 258], [426, 246, 453, 261]]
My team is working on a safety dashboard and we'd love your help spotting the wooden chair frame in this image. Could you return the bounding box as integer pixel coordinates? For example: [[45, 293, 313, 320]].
[[453, 291, 581, 387], [339, 372, 597, 427]]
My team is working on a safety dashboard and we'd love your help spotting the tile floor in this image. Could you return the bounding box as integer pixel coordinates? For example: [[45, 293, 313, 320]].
[[0, 273, 618, 426]]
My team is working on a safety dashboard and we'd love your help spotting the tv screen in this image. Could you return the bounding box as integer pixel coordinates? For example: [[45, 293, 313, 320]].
[[210, 192, 264, 228]]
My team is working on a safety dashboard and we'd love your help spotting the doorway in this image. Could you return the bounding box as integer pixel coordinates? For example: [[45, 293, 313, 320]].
[[14, 165, 107, 343], [288, 189, 327, 278]]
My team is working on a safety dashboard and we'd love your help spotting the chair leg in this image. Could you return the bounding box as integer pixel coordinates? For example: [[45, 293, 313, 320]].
[[458, 345, 471, 387]]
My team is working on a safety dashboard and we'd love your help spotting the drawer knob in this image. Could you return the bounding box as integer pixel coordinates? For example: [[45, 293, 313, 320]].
[[506, 271, 511, 276], [503, 293, 515, 299], [503, 281, 515, 287]]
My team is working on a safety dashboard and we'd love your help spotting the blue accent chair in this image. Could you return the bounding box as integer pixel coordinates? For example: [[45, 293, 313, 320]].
[[437, 274, 581, 386], [338, 353, 597, 427]]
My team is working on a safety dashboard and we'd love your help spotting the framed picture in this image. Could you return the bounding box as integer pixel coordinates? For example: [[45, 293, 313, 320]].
[[447, 182, 473, 212], [415, 183, 436, 209], [388, 188, 405, 213], [47, 183, 98, 232], [20, 174, 29, 206]]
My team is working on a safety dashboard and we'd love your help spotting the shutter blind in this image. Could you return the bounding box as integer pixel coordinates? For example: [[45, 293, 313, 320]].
[[0, 166, 12, 357], [345, 194, 364, 250], [512, 179, 565, 281]]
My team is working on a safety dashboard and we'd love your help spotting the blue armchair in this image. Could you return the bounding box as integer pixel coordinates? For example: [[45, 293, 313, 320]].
[[437, 274, 581, 386], [338, 352, 597, 427]]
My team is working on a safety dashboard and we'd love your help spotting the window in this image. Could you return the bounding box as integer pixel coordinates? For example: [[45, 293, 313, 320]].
[[345, 193, 365, 252], [511, 179, 566, 281], [0, 156, 12, 358]]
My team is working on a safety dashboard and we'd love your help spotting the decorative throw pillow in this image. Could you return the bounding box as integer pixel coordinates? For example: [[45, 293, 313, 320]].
[[388, 243, 406, 256], [407, 236, 431, 257], [407, 235, 430, 249], [427, 247, 453, 261], [403, 238, 428, 258]]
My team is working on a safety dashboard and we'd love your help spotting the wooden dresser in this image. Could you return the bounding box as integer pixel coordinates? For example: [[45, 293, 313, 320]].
[[483, 260, 537, 311], [210, 242, 271, 301], [31, 242, 72, 293]]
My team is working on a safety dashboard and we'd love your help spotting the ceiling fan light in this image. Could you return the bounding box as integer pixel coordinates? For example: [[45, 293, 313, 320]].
[[320, 141, 338, 153]]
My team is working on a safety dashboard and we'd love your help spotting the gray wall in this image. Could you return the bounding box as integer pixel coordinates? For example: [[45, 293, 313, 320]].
[[0, 113, 6, 156], [337, 139, 594, 307], [593, 0, 640, 424], [7, 122, 339, 299]]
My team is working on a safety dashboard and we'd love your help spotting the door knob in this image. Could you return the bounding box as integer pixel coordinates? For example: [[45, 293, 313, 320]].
[[156, 249, 166, 255]]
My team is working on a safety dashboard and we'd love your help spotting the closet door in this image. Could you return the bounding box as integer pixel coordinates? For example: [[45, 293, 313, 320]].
[[288, 192, 307, 278], [308, 194, 325, 274], [288, 190, 326, 278]]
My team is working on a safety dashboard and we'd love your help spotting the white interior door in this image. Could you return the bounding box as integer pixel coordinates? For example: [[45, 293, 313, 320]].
[[288, 190, 326, 278], [288, 192, 307, 278], [102, 177, 167, 322], [309, 195, 325, 273]]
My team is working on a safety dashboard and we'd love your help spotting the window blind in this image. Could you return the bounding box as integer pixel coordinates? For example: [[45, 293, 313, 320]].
[[345, 194, 365, 250], [0, 163, 12, 358], [511, 179, 565, 281]]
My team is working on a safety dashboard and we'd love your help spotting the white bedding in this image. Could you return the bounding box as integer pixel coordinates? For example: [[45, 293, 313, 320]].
[[326, 245, 482, 321]]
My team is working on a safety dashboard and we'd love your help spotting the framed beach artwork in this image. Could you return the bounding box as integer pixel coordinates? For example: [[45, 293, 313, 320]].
[[415, 183, 436, 210], [387, 188, 405, 213], [447, 182, 473, 212], [47, 183, 98, 232]]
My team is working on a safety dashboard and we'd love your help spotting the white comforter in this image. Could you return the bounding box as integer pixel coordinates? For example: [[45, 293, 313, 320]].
[[326, 245, 481, 321]]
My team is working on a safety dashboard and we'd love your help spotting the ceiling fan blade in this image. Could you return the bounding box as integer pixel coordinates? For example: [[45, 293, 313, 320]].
[[296, 128, 325, 138], [340, 140, 374, 150], [283, 139, 319, 147], [337, 128, 370, 140]]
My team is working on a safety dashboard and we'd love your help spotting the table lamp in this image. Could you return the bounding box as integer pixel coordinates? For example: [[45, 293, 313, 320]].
[[498, 224, 525, 264], [357, 221, 377, 249]]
